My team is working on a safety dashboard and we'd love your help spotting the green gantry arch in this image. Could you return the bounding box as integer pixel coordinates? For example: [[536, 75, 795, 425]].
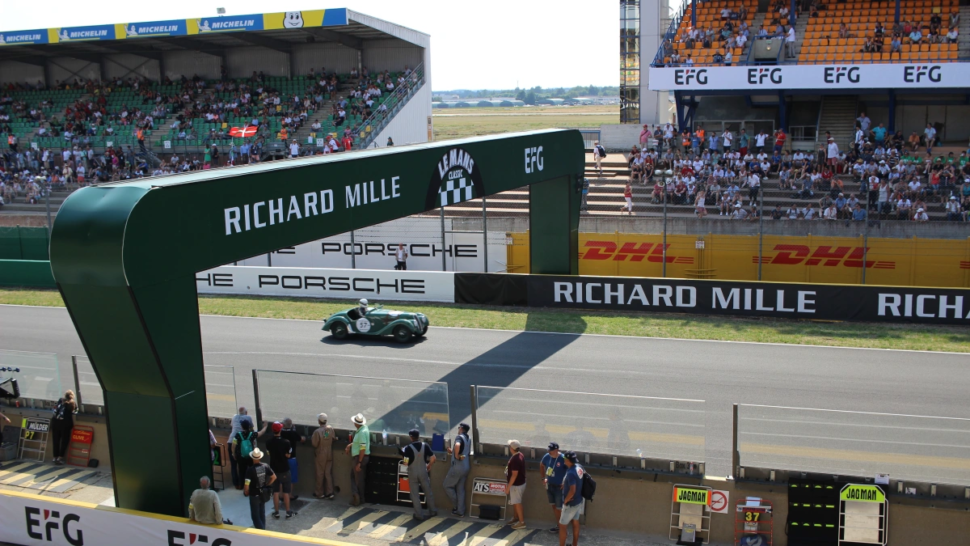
[[49, 130, 583, 516]]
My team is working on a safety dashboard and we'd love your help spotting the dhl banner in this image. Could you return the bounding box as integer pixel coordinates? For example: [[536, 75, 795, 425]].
[[507, 232, 970, 288]]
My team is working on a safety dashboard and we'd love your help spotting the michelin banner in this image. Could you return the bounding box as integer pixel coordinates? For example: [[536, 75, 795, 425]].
[[197, 266, 456, 303], [0, 489, 339, 546]]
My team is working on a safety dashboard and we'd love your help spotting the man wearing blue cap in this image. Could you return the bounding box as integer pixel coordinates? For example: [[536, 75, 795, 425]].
[[540, 442, 567, 534]]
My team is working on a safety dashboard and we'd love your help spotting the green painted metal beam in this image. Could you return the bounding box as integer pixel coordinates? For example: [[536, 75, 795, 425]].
[[48, 130, 584, 516]]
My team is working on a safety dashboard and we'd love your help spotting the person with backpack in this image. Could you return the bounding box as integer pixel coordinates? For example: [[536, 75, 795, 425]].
[[559, 451, 586, 546], [229, 407, 254, 489], [233, 419, 258, 490], [51, 390, 77, 465], [593, 142, 606, 175], [243, 448, 276, 530]]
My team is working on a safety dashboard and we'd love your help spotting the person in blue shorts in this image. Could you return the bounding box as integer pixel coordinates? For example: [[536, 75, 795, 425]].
[[540, 442, 568, 534]]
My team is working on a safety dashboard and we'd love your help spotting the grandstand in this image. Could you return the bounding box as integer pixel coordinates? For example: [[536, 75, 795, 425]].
[[0, 9, 430, 217]]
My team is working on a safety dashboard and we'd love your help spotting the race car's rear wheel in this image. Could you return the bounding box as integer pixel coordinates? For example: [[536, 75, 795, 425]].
[[331, 323, 349, 340], [393, 325, 413, 343]]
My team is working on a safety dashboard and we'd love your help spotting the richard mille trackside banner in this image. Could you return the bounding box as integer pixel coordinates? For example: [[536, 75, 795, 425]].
[[526, 275, 970, 325], [648, 63, 970, 91], [197, 266, 455, 303], [0, 489, 328, 546]]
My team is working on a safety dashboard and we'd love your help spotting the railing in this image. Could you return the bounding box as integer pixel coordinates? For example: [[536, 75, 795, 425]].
[[651, 2, 690, 67], [356, 63, 426, 149]]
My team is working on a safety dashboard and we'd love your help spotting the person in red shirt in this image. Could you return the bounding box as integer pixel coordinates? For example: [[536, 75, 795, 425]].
[[341, 135, 353, 152], [774, 129, 787, 153], [506, 440, 527, 530], [621, 183, 634, 215]]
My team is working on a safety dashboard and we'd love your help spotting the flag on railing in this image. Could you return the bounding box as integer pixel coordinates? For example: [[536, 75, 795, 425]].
[[229, 126, 257, 138]]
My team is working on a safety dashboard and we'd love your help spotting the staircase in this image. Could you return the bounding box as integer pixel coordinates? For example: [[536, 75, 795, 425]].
[[959, 6, 970, 59], [817, 95, 859, 151], [789, 13, 810, 61]]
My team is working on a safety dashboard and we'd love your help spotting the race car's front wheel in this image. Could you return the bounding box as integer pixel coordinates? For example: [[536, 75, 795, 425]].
[[331, 323, 349, 340], [416, 325, 428, 338], [393, 325, 413, 343]]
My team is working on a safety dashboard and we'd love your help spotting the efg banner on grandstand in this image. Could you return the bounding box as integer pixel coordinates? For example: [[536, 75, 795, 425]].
[[197, 266, 455, 302], [528, 275, 970, 325], [648, 63, 970, 91]]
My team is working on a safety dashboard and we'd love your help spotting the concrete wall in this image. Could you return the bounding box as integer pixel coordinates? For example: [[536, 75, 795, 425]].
[[372, 83, 432, 148], [0, 61, 45, 86], [1, 407, 112, 471], [599, 124, 642, 151], [640, 0, 669, 126]]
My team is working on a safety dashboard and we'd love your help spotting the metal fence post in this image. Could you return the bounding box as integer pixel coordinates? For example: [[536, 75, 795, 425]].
[[440, 206, 447, 272], [758, 185, 764, 281], [71, 355, 82, 409], [482, 196, 488, 272], [469, 385, 480, 455], [251, 369, 263, 429], [662, 189, 668, 278], [350, 230, 356, 269], [732, 403, 740, 479], [45, 183, 53, 237], [862, 210, 869, 285]]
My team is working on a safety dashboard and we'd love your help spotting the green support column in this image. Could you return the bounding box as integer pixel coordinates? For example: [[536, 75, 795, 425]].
[[529, 176, 581, 274], [49, 130, 583, 516]]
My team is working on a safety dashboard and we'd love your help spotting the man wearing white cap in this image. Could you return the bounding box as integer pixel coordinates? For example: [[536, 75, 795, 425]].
[[243, 448, 276, 530], [946, 195, 961, 221], [345, 413, 371, 506], [913, 207, 929, 222], [312, 413, 335, 499]]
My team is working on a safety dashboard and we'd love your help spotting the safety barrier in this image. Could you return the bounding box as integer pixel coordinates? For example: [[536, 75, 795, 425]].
[[508, 231, 970, 288], [0, 225, 49, 260], [0, 259, 56, 288]]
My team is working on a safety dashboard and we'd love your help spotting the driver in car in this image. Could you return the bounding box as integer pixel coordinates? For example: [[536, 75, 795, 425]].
[[357, 298, 369, 318]]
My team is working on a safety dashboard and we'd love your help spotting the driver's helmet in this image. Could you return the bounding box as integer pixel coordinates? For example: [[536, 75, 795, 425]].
[[359, 298, 368, 307]]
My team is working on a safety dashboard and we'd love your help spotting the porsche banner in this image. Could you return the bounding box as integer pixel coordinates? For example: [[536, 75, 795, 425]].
[[523, 275, 970, 325], [196, 266, 456, 303]]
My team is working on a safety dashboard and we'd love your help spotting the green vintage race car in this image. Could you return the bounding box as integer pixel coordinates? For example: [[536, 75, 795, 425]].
[[323, 299, 429, 343]]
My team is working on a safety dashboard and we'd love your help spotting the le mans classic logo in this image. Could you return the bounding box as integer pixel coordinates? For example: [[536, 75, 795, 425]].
[[426, 147, 483, 209]]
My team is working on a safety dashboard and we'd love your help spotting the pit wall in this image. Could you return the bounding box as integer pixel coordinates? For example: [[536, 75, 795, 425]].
[[3, 405, 965, 546], [508, 232, 970, 288]]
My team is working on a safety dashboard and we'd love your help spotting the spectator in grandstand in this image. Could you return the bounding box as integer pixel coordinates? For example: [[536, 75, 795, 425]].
[[924, 123, 937, 154], [913, 207, 929, 222], [962, 195, 970, 221], [946, 26, 959, 44], [621, 182, 634, 215], [731, 202, 748, 220], [908, 27, 923, 44], [773, 128, 787, 153], [896, 195, 912, 220], [856, 113, 871, 134], [838, 23, 850, 39], [785, 25, 797, 57], [826, 138, 839, 168], [505, 439, 527, 530], [189, 476, 229, 525], [593, 141, 606, 175]]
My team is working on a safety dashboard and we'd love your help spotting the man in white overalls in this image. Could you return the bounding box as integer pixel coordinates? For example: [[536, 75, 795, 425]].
[[401, 429, 437, 520]]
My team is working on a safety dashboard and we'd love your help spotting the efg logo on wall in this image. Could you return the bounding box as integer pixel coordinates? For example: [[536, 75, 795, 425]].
[[903, 65, 942, 83], [823, 66, 860, 84], [168, 529, 231, 546], [674, 68, 708, 86], [426, 148, 484, 209], [747, 68, 782, 85], [25, 507, 84, 545]]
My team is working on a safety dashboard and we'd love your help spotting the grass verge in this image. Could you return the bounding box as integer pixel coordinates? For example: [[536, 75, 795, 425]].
[[2, 288, 968, 353]]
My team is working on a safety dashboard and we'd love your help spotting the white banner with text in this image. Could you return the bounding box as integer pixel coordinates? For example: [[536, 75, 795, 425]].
[[648, 62, 970, 91], [196, 266, 456, 303], [234, 217, 507, 272], [0, 489, 337, 546]]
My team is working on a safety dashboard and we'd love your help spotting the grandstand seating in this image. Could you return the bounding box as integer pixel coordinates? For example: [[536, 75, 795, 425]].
[[799, 0, 960, 63], [666, 1, 759, 65], [657, 0, 964, 65]]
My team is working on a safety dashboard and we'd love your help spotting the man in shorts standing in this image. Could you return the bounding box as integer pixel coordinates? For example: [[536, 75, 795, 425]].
[[266, 422, 296, 519], [506, 440, 527, 530], [540, 442, 567, 534], [558, 451, 585, 546]]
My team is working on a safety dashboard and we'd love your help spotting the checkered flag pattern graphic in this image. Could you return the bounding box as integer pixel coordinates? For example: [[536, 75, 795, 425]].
[[437, 177, 474, 207]]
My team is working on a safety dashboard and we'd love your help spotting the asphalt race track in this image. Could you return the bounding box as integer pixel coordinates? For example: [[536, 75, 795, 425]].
[[2, 304, 969, 482]]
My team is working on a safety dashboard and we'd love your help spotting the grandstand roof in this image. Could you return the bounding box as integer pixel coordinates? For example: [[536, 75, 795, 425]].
[[0, 9, 429, 67]]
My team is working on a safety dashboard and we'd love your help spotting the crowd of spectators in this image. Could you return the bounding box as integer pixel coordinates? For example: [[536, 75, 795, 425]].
[[623, 119, 970, 222], [0, 65, 420, 209]]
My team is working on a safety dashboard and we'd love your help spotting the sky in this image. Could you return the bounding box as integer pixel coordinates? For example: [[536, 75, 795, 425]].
[[0, 0, 617, 91]]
